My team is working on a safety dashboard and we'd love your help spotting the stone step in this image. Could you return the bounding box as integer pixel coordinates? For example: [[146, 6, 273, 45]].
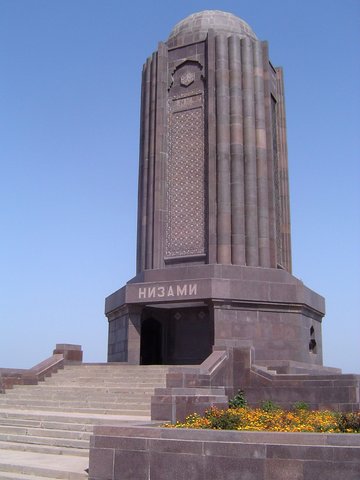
[[0, 409, 149, 424], [0, 449, 88, 479], [0, 398, 150, 408], [43, 371, 165, 376], [0, 363, 166, 479], [61, 364, 168, 370], [45, 365, 166, 371], [51, 371, 167, 377], [0, 398, 150, 411], [11, 385, 157, 393], [45, 371, 167, 379], [42, 379, 165, 386], [0, 472, 55, 480], [53, 376, 167, 379], [43, 375, 166, 381], [2, 395, 153, 404], [0, 407, 149, 418], [0, 433, 89, 449], [4, 388, 155, 396], [45, 370, 167, 377], [0, 417, 94, 432], [0, 440, 88, 457], [2, 393, 154, 403], [0, 425, 91, 441], [0, 418, 44, 429], [44, 376, 166, 383], [0, 405, 150, 415]]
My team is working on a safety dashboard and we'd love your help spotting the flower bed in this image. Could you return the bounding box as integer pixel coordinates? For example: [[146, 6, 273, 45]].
[[164, 405, 360, 433]]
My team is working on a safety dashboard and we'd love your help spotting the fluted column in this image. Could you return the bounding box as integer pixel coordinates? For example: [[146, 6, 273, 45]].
[[153, 43, 168, 269], [262, 42, 277, 268], [215, 35, 231, 264], [206, 29, 217, 264], [137, 57, 151, 273], [276, 67, 292, 272], [228, 35, 246, 265], [242, 37, 259, 266], [145, 52, 157, 269], [254, 41, 270, 267]]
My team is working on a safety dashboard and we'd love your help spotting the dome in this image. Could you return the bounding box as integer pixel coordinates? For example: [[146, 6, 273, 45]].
[[167, 10, 257, 46]]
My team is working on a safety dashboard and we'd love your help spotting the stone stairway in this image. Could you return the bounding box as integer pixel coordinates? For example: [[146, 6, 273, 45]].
[[0, 364, 168, 479]]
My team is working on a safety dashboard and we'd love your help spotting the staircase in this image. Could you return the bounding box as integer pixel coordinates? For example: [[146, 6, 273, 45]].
[[0, 364, 168, 479]]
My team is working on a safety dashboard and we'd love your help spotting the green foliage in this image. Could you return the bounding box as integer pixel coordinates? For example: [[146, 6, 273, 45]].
[[337, 412, 360, 433], [292, 401, 310, 411], [205, 409, 240, 430], [261, 400, 280, 412], [229, 389, 247, 409]]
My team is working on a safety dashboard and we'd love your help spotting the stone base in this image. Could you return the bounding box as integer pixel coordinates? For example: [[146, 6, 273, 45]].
[[104, 266, 360, 420], [105, 265, 325, 366]]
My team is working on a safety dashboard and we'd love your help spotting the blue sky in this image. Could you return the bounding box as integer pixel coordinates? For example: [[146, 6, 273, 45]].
[[0, 0, 359, 372]]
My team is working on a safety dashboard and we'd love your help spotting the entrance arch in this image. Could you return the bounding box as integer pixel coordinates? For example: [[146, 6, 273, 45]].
[[140, 317, 163, 365]]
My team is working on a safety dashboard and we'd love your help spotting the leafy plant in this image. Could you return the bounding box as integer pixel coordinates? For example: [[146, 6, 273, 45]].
[[337, 412, 360, 433], [292, 401, 310, 411], [229, 389, 247, 409], [261, 400, 280, 412], [205, 409, 239, 430]]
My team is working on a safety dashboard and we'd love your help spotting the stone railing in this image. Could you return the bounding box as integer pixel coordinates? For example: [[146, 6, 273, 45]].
[[151, 340, 360, 421], [0, 344, 82, 393], [151, 347, 236, 422]]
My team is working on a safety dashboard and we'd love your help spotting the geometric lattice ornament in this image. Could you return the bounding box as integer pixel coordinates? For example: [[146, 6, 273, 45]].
[[166, 103, 205, 257]]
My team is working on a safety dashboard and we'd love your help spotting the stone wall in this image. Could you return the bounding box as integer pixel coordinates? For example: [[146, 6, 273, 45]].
[[89, 424, 360, 480], [151, 344, 359, 422]]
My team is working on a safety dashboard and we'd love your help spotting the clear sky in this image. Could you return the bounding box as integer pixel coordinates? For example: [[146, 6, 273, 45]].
[[1, 0, 359, 373]]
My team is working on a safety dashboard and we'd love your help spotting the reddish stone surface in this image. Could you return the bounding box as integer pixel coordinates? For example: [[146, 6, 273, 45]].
[[103, 7, 359, 425], [88, 424, 360, 480]]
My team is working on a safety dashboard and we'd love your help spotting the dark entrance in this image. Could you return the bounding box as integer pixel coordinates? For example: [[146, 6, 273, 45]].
[[140, 306, 213, 365], [140, 318, 163, 365]]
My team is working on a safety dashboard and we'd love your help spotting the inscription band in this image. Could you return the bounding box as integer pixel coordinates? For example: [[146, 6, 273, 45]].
[[138, 283, 198, 300]]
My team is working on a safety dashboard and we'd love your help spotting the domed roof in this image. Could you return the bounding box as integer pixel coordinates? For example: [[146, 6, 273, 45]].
[[167, 10, 257, 46]]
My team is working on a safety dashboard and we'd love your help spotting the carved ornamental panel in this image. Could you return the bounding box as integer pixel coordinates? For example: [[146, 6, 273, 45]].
[[166, 61, 205, 259]]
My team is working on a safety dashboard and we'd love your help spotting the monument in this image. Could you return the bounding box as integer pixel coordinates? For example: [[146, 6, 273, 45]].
[[106, 10, 322, 367], [86, 11, 359, 478], [104, 10, 359, 416]]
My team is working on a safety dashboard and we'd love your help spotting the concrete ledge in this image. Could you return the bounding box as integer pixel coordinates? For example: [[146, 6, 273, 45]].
[[89, 423, 360, 480]]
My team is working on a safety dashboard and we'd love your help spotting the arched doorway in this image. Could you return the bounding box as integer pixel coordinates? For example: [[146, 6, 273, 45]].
[[140, 317, 163, 365]]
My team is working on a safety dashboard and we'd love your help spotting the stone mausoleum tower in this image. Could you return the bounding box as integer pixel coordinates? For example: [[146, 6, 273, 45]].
[[106, 11, 325, 368]]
